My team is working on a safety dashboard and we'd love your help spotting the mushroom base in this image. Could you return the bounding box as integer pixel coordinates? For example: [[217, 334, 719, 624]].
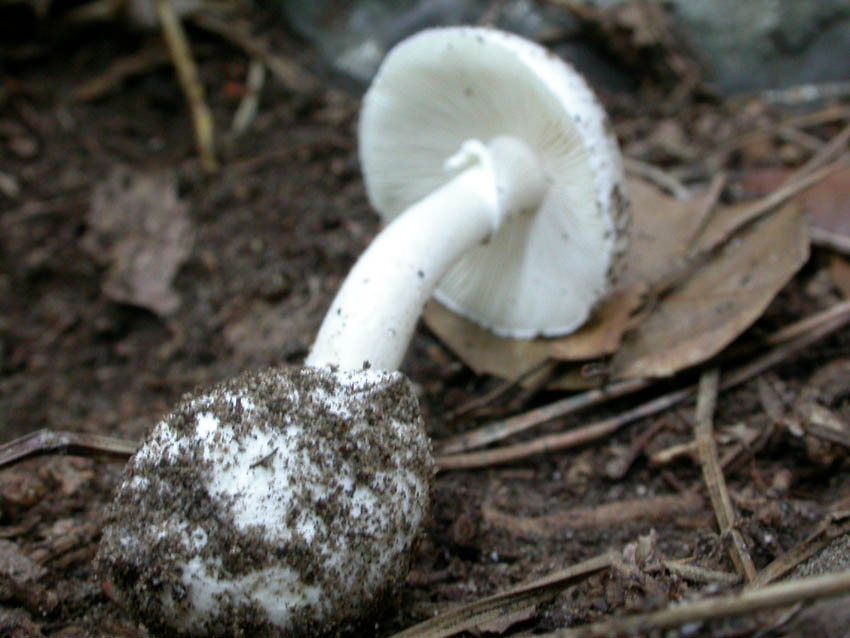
[[96, 366, 433, 637]]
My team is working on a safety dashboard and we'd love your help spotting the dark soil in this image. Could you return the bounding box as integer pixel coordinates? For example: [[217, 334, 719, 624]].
[[2, 5, 850, 638]]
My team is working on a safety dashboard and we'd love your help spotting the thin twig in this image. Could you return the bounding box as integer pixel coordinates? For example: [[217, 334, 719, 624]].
[[685, 172, 727, 246], [694, 368, 757, 582], [776, 125, 827, 153], [712, 104, 850, 159], [482, 491, 704, 538], [545, 569, 850, 638], [155, 0, 218, 172], [605, 417, 670, 479], [751, 501, 850, 588], [443, 358, 554, 421], [0, 429, 138, 469], [71, 44, 171, 101], [663, 559, 741, 585], [697, 158, 848, 254], [437, 385, 694, 471], [760, 79, 850, 106], [231, 58, 266, 137], [763, 298, 850, 346], [436, 303, 850, 471], [623, 157, 691, 200], [787, 120, 850, 181], [661, 559, 741, 585], [438, 378, 647, 455], [191, 12, 319, 94], [391, 552, 615, 638], [810, 225, 850, 258]]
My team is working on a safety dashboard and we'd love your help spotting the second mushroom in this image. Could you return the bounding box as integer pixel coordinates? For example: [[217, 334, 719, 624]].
[[95, 26, 628, 638]]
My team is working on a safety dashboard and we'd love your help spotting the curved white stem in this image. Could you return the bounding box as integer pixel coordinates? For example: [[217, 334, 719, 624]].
[[306, 136, 547, 371]]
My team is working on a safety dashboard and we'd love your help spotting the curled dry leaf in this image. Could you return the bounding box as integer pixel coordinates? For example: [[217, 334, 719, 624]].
[[423, 286, 644, 379], [82, 167, 194, 316], [613, 202, 809, 378]]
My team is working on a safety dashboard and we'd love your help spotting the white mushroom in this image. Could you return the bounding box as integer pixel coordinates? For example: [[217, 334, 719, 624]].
[[95, 26, 628, 638], [308, 26, 628, 371]]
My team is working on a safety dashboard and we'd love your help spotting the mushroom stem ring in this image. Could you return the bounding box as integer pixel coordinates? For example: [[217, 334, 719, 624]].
[[306, 135, 547, 371]]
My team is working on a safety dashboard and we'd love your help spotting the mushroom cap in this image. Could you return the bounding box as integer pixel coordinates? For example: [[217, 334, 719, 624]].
[[359, 27, 629, 338], [96, 366, 433, 637]]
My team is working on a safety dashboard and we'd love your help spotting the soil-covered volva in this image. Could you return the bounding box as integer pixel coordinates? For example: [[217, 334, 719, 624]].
[[97, 366, 432, 637]]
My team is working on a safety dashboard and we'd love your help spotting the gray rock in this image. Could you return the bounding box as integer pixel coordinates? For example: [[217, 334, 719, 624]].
[[665, 0, 850, 92], [274, 0, 850, 95]]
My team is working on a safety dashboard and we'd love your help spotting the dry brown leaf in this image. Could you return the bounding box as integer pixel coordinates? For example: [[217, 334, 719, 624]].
[[422, 301, 552, 378], [423, 287, 645, 380], [739, 165, 850, 240], [799, 166, 850, 236], [613, 202, 809, 378], [620, 177, 714, 287], [82, 167, 194, 316], [423, 177, 714, 380]]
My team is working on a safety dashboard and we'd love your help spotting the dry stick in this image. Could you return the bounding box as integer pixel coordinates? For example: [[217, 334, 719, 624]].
[[662, 559, 740, 586], [685, 171, 727, 245], [444, 358, 555, 421], [544, 569, 850, 638], [694, 368, 757, 583], [436, 306, 850, 471], [437, 384, 695, 471], [391, 552, 616, 638], [750, 506, 850, 589], [605, 416, 669, 479], [660, 312, 850, 471], [698, 158, 847, 254], [623, 157, 691, 200], [154, 0, 217, 172], [764, 298, 850, 345], [191, 12, 320, 94], [752, 493, 850, 587], [482, 491, 704, 538], [712, 104, 850, 158], [231, 58, 266, 137], [760, 79, 850, 106], [810, 225, 850, 258], [71, 44, 171, 101], [438, 377, 647, 455], [0, 429, 138, 469], [777, 125, 827, 152], [787, 119, 850, 181]]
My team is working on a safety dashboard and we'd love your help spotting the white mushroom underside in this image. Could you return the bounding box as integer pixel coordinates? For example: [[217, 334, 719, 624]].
[[359, 27, 627, 337]]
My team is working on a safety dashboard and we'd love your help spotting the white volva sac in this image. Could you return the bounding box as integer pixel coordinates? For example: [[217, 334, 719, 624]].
[[96, 26, 628, 638]]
